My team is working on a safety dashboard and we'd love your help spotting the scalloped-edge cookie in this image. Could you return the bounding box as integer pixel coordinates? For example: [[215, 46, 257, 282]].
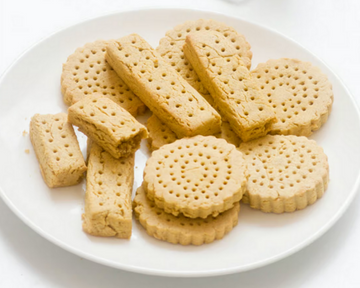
[[146, 115, 241, 151], [156, 19, 252, 104], [133, 186, 240, 245], [239, 135, 329, 213], [143, 135, 248, 218], [61, 39, 146, 116], [251, 58, 333, 136]]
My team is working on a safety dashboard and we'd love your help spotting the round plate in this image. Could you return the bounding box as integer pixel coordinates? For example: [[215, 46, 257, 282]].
[[0, 8, 359, 277]]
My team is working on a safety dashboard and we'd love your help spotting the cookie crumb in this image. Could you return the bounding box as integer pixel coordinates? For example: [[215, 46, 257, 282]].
[[23, 130, 28, 136], [25, 149, 30, 154]]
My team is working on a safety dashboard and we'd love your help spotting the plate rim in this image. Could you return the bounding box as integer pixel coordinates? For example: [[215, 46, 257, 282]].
[[0, 6, 360, 277]]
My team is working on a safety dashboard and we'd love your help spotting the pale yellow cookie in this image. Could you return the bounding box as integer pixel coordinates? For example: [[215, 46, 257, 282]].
[[105, 34, 221, 138], [68, 95, 148, 159], [61, 40, 146, 116], [143, 135, 248, 218], [83, 143, 134, 238], [146, 114, 178, 151], [184, 31, 276, 142], [146, 115, 241, 151], [239, 135, 329, 213], [215, 121, 241, 147], [133, 186, 240, 245], [251, 58, 333, 136], [30, 113, 87, 188], [157, 19, 252, 104]]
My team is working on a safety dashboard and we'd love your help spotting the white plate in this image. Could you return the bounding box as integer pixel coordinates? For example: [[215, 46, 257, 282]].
[[0, 8, 359, 277]]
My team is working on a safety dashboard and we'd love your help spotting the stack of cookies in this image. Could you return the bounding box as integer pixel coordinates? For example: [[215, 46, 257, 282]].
[[29, 18, 333, 245], [135, 135, 248, 245]]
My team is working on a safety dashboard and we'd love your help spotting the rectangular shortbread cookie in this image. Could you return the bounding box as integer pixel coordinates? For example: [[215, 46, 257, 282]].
[[147, 114, 240, 150], [29, 113, 87, 188], [105, 34, 221, 138], [68, 95, 148, 159], [184, 31, 276, 142], [82, 142, 134, 238]]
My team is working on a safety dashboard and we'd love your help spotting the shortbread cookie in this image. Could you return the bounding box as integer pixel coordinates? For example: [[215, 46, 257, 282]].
[[146, 114, 178, 151], [133, 186, 240, 245], [239, 135, 329, 213], [82, 143, 134, 238], [184, 31, 276, 142], [68, 95, 148, 159], [215, 121, 241, 147], [157, 19, 252, 103], [143, 135, 248, 218], [106, 34, 221, 138], [61, 40, 146, 116], [146, 115, 241, 150], [251, 58, 333, 136], [30, 113, 87, 188]]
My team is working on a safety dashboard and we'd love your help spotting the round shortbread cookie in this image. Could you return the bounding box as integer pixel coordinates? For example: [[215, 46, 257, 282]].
[[251, 58, 333, 136], [143, 135, 248, 218], [156, 19, 252, 102], [239, 135, 329, 213], [61, 40, 146, 116], [133, 186, 240, 245]]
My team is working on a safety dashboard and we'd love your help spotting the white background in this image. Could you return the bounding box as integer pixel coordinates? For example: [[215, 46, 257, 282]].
[[1, 0, 360, 287]]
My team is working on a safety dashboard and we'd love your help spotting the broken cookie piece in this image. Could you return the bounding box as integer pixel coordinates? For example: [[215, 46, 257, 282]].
[[68, 95, 148, 159]]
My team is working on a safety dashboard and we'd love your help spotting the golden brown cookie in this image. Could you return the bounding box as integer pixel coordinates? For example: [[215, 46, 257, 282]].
[[184, 31, 276, 142], [105, 34, 221, 138], [239, 135, 329, 213], [157, 19, 252, 104], [251, 58, 333, 136], [133, 186, 240, 245], [83, 143, 134, 238], [143, 135, 248, 218], [68, 95, 148, 159], [61, 40, 146, 116], [29, 113, 87, 188]]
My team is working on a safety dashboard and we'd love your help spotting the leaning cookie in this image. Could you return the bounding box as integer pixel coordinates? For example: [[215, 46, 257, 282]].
[[251, 58, 333, 136], [239, 135, 329, 213], [106, 34, 221, 138], [143, 135, 248, 218], [184, 31, 276, 142], [157, 19, 252, 103], [61, 40, 146, 116], [133, 186, 240, 245]]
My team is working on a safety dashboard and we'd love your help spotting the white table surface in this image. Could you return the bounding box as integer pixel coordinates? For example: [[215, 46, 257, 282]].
[[1, 0, 360, 287]]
